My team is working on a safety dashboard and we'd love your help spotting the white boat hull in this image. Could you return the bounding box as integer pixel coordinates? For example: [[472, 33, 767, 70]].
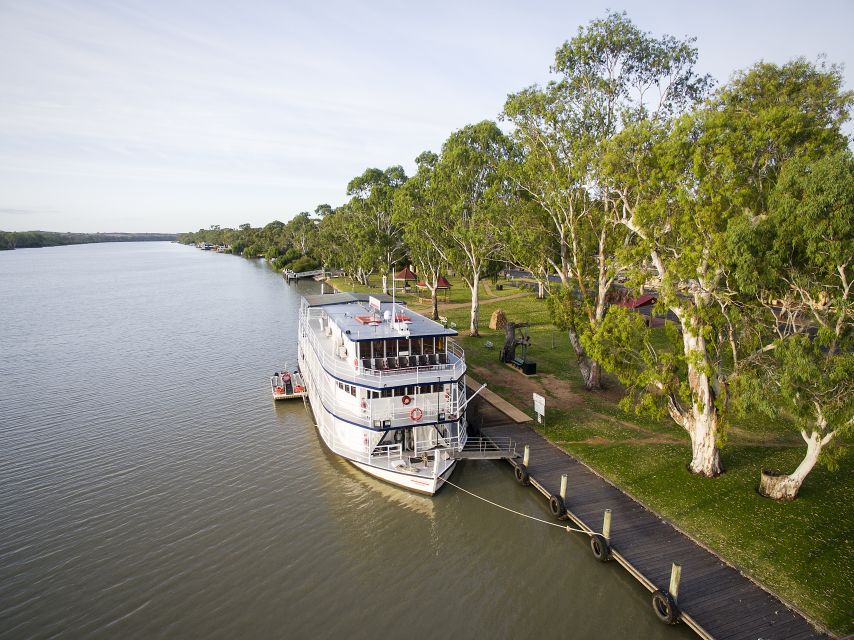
[[350, 459, 457, 495]]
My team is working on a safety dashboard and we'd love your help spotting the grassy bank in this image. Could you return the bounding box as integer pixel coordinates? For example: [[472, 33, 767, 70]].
[[328, 275, 853, 634]]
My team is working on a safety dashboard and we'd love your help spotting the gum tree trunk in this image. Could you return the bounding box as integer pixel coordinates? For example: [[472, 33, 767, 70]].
[[677, 330, 723, 477], [567, 328, 603, 391], [759, 429, 833, 501], [469, 271, 480, 336]]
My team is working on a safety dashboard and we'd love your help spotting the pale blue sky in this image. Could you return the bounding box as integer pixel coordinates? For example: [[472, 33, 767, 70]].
[[1, 0, 852, 233]]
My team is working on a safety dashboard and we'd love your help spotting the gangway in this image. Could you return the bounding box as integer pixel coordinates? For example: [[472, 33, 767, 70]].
[[451, 437, 518, 461]]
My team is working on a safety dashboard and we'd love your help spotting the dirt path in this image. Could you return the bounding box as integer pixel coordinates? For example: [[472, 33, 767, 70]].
[[409, 291, 530, 312]]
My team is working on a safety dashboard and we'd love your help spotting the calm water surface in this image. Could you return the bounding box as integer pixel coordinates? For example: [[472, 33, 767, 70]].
[[0, 243, 693, 639]]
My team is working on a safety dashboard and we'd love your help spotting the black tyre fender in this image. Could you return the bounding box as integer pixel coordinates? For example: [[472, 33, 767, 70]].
[[548, 494, 566, 518], [513, 463, 529, 485], [651, 589, 679, 624], [590, 533, 610, 562]]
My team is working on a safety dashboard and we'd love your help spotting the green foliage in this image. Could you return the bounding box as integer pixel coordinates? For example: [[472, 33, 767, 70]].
[[287, 254, 319, 273]]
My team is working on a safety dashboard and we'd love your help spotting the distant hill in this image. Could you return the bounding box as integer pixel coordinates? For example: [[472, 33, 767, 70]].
[[0, 231, 177, 250]]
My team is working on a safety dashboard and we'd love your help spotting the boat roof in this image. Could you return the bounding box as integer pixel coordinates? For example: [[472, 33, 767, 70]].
[[303, 292, 458, 341]]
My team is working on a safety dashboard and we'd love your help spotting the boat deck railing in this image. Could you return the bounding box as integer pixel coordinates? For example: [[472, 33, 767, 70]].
[[301, 313, 465, 386]]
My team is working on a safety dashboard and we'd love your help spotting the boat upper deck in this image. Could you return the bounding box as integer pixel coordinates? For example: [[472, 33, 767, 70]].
[[300, 293, 465, 388]]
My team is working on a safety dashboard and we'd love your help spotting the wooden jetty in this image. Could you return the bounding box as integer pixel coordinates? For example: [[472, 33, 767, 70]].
[[283, 268, 327, 283], [466, 388, 827, 640]]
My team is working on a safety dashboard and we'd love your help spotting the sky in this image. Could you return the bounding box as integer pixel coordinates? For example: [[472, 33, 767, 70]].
[[1, 0, 852, 233]]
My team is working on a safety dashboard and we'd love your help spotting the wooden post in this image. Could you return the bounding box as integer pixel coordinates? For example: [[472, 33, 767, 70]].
[[560, 474, 568, 500], [669, 563, 682, 603], [602, 509, 612, 540], [523, 445, 530, 467]]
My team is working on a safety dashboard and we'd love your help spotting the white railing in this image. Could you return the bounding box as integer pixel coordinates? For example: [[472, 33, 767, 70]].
[[302, 344, 465, 429], [412, 432, 467, 455], [300, 311, 466, 385], [368, 443, 403, 463]]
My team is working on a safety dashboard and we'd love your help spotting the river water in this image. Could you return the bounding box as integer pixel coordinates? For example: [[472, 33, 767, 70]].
[[0, 242, 693, 639]]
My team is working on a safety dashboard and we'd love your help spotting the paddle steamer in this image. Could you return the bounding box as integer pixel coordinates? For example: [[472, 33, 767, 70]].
[[297, 292, 468, 494]]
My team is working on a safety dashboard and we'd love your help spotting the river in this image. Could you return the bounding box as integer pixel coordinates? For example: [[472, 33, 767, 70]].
[[0, 242, 693, 639]]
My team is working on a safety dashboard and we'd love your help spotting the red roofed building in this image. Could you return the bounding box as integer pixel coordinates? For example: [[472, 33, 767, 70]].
[[615, 294, 657, 309]]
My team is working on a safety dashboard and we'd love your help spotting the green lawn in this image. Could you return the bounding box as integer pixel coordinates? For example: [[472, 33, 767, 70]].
[[328, 274, 852, 634]]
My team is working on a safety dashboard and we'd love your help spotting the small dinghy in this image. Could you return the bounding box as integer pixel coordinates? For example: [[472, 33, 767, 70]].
[[271, 369, 307, 400]]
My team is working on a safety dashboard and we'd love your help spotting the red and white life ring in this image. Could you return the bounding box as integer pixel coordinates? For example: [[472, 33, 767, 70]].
[[410, 407, 423, 421], [401, 395, 412, 406], [443, 390, 450, 400], [360, 399, 367, 409], [354, 359, 359, 370]]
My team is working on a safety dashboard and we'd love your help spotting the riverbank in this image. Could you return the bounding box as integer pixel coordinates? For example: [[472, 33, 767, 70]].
[[0, 230, 176, 250], [326, 275, 853, 636]]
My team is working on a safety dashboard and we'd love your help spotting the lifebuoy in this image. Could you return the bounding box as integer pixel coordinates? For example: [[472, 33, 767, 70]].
[[354, 359, 358, 370], [590, 533, 610, 562], [443, 390, 450, 400], [360, 399, 367, 409], [274, 386, 284, 394], [548, 494, 566, 518], [401, 395, 412, 406], [514, 463, 529, 485], [409, 407, 423, 421], [651, 589, 679, 624]]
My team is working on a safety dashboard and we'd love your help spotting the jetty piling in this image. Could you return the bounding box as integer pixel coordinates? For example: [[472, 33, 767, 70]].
[[669, 563, 682, 604]]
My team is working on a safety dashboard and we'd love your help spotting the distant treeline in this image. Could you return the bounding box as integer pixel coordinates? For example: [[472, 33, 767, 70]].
[[0, 231, 177, 250]]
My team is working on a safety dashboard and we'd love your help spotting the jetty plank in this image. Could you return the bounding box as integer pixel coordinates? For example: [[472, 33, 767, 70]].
[[473, 410, 826, 640]]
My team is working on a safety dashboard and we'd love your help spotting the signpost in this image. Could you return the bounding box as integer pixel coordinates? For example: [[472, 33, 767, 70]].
[[533, 393, 545, 424]]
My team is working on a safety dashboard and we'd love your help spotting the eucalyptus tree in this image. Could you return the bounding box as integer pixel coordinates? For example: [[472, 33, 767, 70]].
[[730, 149, 854, 500], [285, 211, 317, 256], [502, 11, 710, 390], [594, 58, 852, 477], [432, 121, 511, 336], [393, 151, 448, 320], [346, 166, 408, 293], [315, 204, 372, 284]]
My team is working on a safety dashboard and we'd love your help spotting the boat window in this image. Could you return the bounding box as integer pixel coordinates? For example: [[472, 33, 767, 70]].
[[419, 384, 431, 394], [386, 340, 398, 357], [396, 338, 409, 356], [381, 388, 392, 398], [436, 337, 445, 353], [423, 338, 434, 355]]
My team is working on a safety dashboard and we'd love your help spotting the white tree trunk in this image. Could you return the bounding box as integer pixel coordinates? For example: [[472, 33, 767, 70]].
[[676, 324, 723, 477], [382, 273, 388, 295], [469, 271, 480, 336], [759, 429, 833, 501]]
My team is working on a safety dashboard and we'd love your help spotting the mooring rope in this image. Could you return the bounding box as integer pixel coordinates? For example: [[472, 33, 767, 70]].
[[443, 479, 589, 535]]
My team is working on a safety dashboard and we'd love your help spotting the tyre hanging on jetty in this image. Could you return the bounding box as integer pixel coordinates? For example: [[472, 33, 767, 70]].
[[513, 463, 529, 485], [548, 494, 566, 518], [651, 589, 679, 624], [590, 533, 610, 562]]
